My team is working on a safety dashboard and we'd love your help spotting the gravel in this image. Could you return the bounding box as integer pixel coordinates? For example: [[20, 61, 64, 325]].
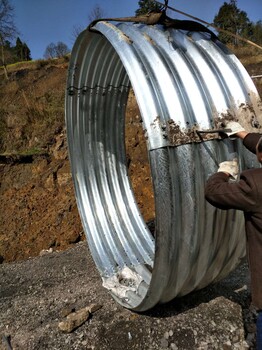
[[0, 242, 258, 349]]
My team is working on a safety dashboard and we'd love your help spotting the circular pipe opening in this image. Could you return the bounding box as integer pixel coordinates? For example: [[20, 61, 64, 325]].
[[65, 22, 258, 311]]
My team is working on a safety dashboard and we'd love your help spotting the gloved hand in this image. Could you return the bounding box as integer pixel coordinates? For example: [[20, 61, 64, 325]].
[[222, 121, 246, 137], [217, 158, 239, 179]]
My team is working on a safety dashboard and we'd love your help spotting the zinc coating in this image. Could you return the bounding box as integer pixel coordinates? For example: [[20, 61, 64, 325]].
[[65, 21, 262, 311]]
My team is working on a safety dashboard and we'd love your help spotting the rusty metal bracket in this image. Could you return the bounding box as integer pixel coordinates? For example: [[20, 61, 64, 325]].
[[196, 128, 232, 134]]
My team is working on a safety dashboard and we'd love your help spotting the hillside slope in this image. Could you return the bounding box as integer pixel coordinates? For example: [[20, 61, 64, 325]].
[[0, 58, 154, 262]]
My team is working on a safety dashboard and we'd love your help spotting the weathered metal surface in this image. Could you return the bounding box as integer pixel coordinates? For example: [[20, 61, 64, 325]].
[[65, 21, 262, 311]]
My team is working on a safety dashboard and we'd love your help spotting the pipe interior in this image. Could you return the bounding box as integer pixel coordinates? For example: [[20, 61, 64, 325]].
[[67, 32, 155, 308]]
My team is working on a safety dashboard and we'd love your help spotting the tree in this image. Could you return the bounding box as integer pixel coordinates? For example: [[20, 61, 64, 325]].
[[135, 0, 162, 16], [15, 37, 31, 61], [0, 37, 31, 65], [88, 4, 106, 23], [55, 41, 69, 58], [213, 0, 251, 46], [15, 36, 22, 59], [249, 20, 262, 46], [0, 0, 18, 78], [44, 41, 70, 59], [44, 42, 56, 59], [71, 5, 106, 41], [71, 24, 84, 42], [1, 39, 14, 62], [22, 41, 31, 61]]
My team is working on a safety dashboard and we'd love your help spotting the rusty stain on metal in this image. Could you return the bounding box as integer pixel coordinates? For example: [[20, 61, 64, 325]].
[[103, 22, 133, 44]]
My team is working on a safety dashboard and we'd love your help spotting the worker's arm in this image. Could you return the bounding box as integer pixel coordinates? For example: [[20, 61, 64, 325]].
[[205, 171, 257, 211], [242, 133, 262, 154]]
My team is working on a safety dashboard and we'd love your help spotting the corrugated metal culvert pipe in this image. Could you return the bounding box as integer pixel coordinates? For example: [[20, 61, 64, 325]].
[[65, 20, 262, 312]]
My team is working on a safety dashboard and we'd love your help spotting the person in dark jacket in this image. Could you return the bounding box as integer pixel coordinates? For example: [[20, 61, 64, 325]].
[[204, 121, 262, 349]]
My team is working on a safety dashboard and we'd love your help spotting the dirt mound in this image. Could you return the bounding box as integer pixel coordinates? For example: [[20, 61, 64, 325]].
[[0, 138, 83, 262]]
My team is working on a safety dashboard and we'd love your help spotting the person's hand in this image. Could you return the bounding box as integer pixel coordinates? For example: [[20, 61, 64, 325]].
[[222, 121, 246, 137], [217, 158, 239, 179]]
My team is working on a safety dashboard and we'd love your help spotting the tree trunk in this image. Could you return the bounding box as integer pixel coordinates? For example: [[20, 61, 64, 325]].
[[0, 40, 9, 80]]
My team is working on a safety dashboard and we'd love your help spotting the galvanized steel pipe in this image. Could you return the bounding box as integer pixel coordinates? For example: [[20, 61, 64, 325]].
[[65, 21, 262, 311]]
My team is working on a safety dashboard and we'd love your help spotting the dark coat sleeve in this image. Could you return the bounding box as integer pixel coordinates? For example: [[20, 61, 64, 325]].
[[243, 133, 262, 154], [205, 171, 258, 211]]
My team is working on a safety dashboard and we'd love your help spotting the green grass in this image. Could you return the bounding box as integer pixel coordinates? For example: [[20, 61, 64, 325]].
[[0, 56, 69, 75], [0, 148, 47, 157]]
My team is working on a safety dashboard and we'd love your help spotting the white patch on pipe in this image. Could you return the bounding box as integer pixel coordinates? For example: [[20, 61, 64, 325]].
[[102, 266, 143, 299]]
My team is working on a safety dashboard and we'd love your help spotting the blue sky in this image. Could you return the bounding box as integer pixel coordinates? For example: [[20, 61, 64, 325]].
[[12, 0, 262, 60]]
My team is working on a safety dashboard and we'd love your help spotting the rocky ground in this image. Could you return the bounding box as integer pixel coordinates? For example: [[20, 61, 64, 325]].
[[0, 242, 258, 350]]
